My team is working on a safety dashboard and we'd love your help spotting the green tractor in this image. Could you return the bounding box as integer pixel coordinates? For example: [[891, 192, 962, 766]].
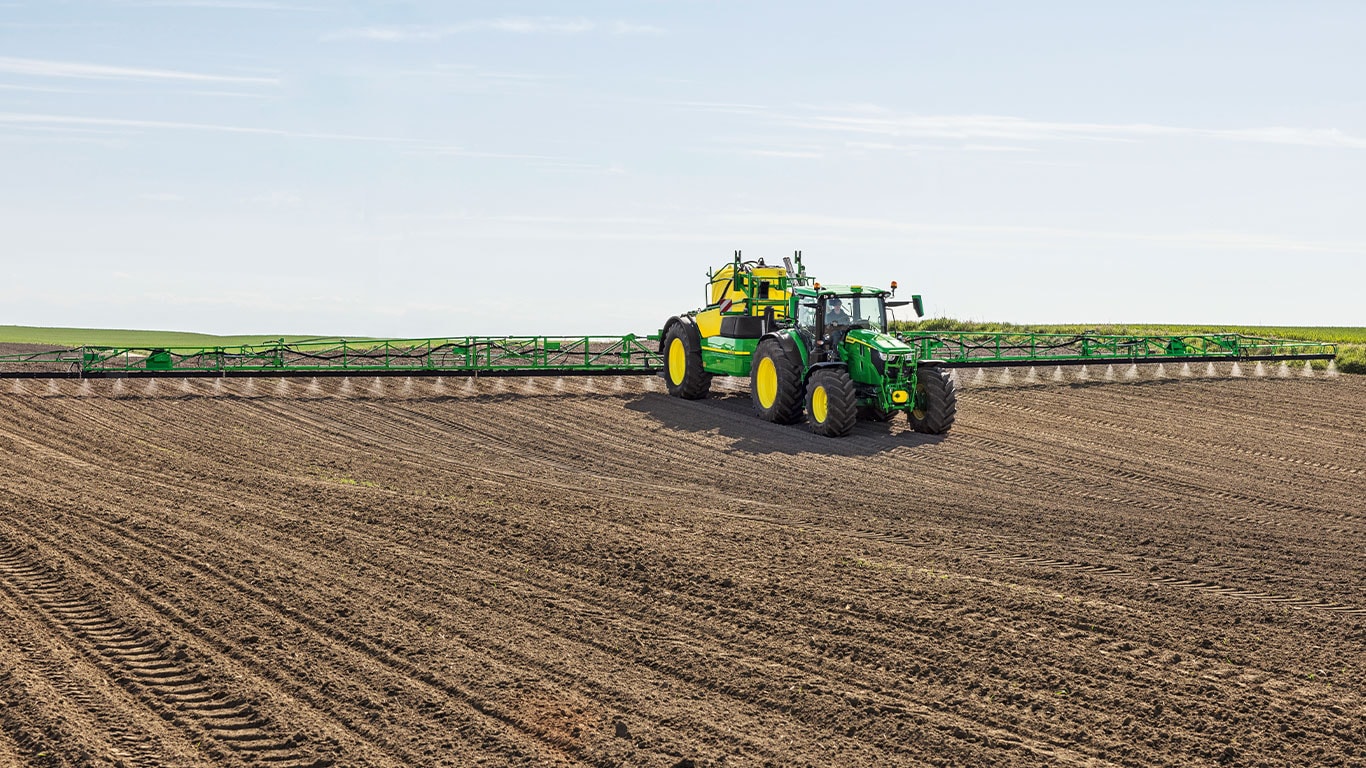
[[659, 251, 957, 437]]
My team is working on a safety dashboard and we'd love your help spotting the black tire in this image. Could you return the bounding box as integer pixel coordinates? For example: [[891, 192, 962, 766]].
[[908, 366, 957, 434], [662, 320, 711, 399], [750, 337, 804, 424], [805, 368, 858, 437]]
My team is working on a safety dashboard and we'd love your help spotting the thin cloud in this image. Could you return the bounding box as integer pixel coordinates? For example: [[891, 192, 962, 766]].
[[112, 0, 324, 9], [0, 82, 91, 94], [666, 100, 770, 116], [718, 211, 1366, 255], [326, 16, 662, 42], [0, 112, 419, 145], [395, 66, 562, 91], [750, 149, 823, 159], [0, 56, 278, 85], [418, 145, 620, 172], [785, 109, 1366, 151]]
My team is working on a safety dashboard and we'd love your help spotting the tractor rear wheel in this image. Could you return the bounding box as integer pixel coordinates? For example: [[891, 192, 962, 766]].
[[908, 367, 957, 434], [663, 321, 711, 399], [806, 368, 858, 437], [750, 337, 803, 423]]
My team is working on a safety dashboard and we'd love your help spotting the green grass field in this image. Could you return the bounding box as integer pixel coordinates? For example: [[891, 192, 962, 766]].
[[0, 325, 334, 349]]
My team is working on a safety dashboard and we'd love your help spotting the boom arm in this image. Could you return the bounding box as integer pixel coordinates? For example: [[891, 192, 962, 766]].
[[901, 331, 1336, 368]]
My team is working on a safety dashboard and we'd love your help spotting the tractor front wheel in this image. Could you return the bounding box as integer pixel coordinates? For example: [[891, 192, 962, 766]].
[[663, 321, 711, 399], [908, 367, 957, 434], [750, 337, 804, 423], [806, 368, 858, 437]]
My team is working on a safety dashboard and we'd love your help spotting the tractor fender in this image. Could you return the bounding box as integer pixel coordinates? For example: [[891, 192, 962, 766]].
[[755, 329, 807, 371], [659, 315, 697, 353]]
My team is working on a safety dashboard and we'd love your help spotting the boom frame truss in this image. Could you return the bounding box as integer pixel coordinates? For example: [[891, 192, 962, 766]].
[[0, 335, 665, 378], [900, 331, 1337, 368], [0, 331, 1337, 379]]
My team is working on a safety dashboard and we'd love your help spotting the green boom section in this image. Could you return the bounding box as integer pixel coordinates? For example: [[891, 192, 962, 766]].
[[0, 330, 1336, 379], [900, 331, 1337, 368], [0, 335, 665, 378]]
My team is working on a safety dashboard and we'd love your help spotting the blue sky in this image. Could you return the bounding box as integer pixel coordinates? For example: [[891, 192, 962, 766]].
[[2, 1, 1363, 336]]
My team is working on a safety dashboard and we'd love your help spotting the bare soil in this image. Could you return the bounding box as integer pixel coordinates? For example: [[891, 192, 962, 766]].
[[0, 369, 1362, 767]]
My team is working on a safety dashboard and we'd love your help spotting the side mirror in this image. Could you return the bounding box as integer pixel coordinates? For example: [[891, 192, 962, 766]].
[[912, 294, 924, 318]]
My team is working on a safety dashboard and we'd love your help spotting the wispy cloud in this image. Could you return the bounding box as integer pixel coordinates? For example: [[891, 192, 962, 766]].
[[112, 0, 324, 9], [663, 100, 769, 116], [787, 109, 1366, 151], [326, 16, 663, 42], [0, 112, 417, 144], [679, 102, 1366, 152], [0, 82, 91, 94], [395, 65, 562, 92], [749, 149, 823, 159], [420, 145, 622, 172], [0, 56, 278, 85], [718, 211, 1366, 254], [0, 112, 615, 170]]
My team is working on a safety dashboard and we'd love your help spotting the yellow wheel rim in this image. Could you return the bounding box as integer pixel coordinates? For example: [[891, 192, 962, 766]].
[[811, 384, 828, 423], [756, 357, 778, 408], [668, 337, 687, 386]]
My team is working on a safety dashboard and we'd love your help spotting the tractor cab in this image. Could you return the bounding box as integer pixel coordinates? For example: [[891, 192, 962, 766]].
[[796, 289, 888, 331], [794, 286, 897, 362]]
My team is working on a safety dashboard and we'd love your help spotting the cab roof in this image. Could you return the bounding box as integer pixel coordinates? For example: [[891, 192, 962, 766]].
[[794, 285, 891, 297]]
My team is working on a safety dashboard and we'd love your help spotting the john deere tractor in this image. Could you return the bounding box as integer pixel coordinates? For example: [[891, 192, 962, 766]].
[[659, 251, 957, 437]]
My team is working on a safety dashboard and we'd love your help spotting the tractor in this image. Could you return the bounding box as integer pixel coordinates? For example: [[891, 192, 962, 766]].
[[659, 251, 956, 437]]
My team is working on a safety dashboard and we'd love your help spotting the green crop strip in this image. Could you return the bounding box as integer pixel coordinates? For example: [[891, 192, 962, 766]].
[[891, 319, 1366, 373], [0, 325, 336, 348]]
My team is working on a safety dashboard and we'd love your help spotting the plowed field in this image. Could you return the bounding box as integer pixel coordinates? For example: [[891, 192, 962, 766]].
[[1, 369, 1362, 767]]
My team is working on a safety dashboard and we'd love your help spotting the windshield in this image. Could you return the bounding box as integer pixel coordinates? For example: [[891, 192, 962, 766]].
[[825, 295, 885, 332]]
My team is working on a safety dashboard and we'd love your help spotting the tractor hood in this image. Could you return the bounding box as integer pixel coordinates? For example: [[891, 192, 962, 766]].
[[844, 328, 918, 357]]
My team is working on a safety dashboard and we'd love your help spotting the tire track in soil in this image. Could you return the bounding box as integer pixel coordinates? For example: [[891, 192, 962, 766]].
[[0, 483, 614, 767], [0, 538, 327, 768], [0, 645, 174, 768]]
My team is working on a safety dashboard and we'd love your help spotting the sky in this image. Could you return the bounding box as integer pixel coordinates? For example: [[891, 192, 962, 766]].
[[2, 1, 1363, 337]]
